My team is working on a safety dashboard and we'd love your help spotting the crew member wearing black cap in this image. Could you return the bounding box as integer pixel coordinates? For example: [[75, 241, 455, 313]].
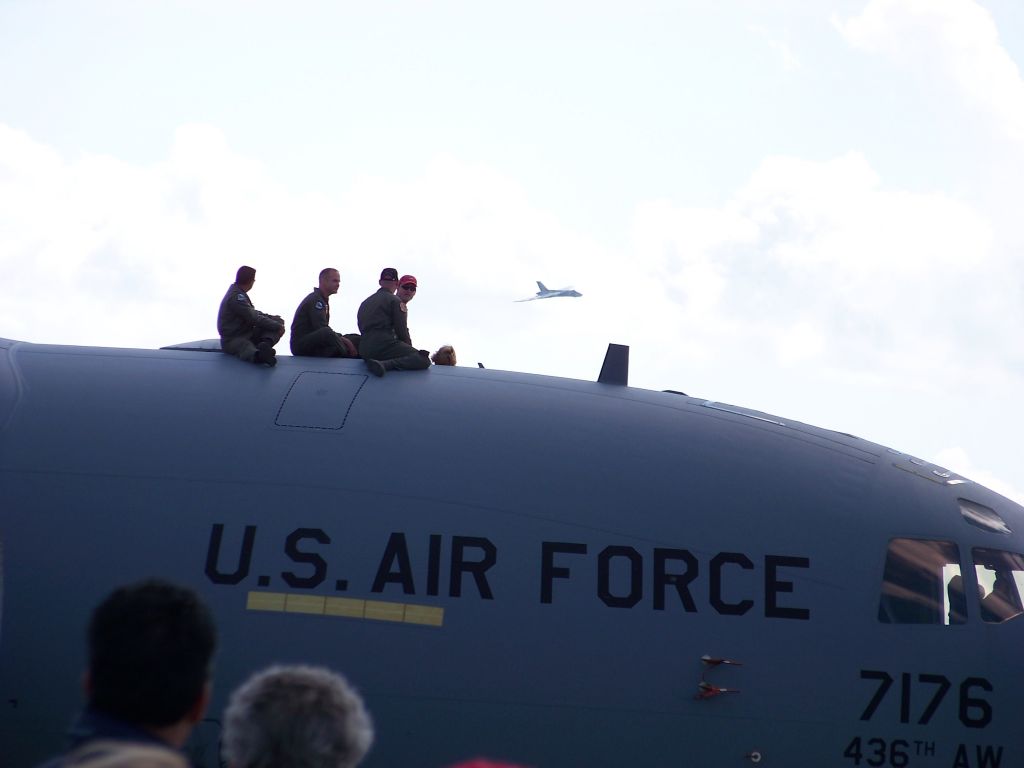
[[217, 265, 285, 367], [290, 268, 359, 358], [356, 268, 430, 377]]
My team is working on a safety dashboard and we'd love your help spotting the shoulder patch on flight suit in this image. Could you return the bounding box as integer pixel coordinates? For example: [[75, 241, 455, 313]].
[[315, 301, 324, 310], [236, 293, 247, 301]]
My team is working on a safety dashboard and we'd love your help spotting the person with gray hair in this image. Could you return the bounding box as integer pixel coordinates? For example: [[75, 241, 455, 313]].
[[222, 665, 374, 768]]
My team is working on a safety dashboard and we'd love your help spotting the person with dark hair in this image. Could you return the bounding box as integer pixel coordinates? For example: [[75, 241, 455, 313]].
[[35, 579, 217, 768], [290, 268, 360, 358], [222, 665, 373, 768], [356, 268, 430, 377], [217, 265, 286, 367]]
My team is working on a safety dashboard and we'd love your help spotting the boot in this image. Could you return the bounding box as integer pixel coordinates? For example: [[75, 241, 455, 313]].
[[256, 341, 277, 367], [366, 359, 386, 377]]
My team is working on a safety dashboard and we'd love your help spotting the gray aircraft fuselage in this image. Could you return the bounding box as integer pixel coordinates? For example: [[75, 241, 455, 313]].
[[0, 337, 1020, 767]]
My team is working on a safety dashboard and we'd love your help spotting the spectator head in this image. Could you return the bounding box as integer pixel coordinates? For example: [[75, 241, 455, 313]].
[[223, 665, 373, 768], [87, 580, 217, 734]]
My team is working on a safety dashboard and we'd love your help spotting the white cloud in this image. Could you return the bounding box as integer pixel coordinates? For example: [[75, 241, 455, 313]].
[[740, 152, 990, 274], [775, 321, 826, 365], [631, 201, 756, 317], [630, 150, 1002, 388], [749, 24, 801, 72], [835, 0, 1024, 141]]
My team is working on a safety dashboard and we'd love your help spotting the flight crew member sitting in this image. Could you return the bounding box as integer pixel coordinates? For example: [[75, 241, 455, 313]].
[[397, 274, 458, 368], [218, 265, 286, 367], [222, 664, 374, 768], [356, 267, 430, 377], [398, 275, 457, 367], [35, 579, 217, 768], [290, 268, 359, 358]]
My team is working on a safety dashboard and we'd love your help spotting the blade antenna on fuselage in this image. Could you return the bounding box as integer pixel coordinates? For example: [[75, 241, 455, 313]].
[[597, 344, 629, 385]]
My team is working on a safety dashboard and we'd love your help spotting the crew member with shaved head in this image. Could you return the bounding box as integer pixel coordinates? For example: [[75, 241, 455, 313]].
[[356, 267, 430, 377], [290, 268, 359, 358], [217, 265, 286, 367]]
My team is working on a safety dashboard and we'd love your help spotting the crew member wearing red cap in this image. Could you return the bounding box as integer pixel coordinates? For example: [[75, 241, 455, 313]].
[[398, 275, 458, 366], [396, 274, 417, 309], [356, 269, 430, 377], [290, 268, 359, 358]]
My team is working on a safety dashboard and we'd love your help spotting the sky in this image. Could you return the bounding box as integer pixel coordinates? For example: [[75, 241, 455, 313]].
[[1, 0, 1022, 503]]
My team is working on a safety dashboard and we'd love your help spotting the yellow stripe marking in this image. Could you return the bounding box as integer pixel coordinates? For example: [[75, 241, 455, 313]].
[[325, 597, 366, 619], [403, 604, 444, 626], [247, 592, 287, 612], [285, 594, 326, 615], [246, 591, 444, 627], [364, 600, 405, 623]]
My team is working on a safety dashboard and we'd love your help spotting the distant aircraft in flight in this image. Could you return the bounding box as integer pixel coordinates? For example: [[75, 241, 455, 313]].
[[515, 280, 582, 301], [1, 336, 1022, 767]]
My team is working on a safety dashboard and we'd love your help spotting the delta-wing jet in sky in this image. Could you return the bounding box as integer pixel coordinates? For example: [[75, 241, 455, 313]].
[[515, 280, 582, 301]]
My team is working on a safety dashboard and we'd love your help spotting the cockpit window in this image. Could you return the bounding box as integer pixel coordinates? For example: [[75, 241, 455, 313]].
[[973, 548, 1024, 623], [878, 539, 963, 625]]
